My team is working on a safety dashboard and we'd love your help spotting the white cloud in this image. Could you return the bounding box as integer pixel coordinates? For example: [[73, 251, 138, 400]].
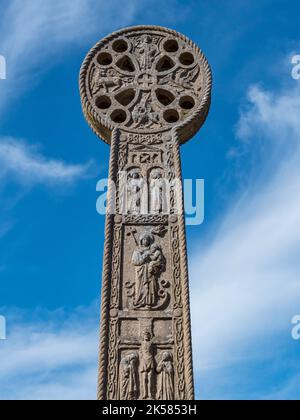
[[0, 0, 140, 113], [190, 81, 300, 399], [0, 137, 93, 186], [236, 84, 300, 149], [0, 305, 98, 400]]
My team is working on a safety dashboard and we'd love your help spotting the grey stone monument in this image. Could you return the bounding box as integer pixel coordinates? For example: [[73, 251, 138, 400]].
[[79, 25, 212, 400]]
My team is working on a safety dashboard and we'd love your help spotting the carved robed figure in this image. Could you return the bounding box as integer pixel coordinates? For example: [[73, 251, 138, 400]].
[[79, 25, 212, 400], [157, 351, 175, 400], [132, 232, 165, 309], [119, 352, 139, 400]]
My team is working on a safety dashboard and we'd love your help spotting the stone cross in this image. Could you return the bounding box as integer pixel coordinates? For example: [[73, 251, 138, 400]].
[[79, 25, 212, 400]]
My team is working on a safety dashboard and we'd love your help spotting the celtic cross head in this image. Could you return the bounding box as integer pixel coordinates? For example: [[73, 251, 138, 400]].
[[79, 25, 212, 145]]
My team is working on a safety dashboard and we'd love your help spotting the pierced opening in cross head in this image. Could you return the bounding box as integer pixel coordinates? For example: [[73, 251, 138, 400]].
[[179, 96, 195, 110], [116, 56, 135, 73], [115, 89, 136, 107], [179, 52, 195, 66], [163, 39, 179, 53], [112, 39, 128, 53], [156, 56, 175, 72], [156, 89, 175, 106], [96, 95, 112, 110], [110, 109, 127, 124], [163, 109, 179, 124], [97, 52, 113, 66]]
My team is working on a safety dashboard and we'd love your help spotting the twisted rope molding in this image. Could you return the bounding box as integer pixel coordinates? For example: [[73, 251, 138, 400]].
[[79, 25, 212, 145], [97, 128, 120, 400], [172, 128, 195, 400]]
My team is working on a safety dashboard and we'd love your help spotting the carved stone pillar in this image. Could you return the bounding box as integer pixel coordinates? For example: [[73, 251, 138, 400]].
[[79, 26, 212, 400]]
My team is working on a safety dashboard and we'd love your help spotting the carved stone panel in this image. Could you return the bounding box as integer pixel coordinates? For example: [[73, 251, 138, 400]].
[[123, 226, 170, 312]]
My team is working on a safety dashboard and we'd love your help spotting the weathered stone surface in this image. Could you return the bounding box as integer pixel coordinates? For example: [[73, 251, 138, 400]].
[[79, 25, 212, 400]]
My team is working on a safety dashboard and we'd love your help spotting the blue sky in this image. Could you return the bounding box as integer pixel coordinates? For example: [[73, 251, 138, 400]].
[[0, 0, 300, 400]]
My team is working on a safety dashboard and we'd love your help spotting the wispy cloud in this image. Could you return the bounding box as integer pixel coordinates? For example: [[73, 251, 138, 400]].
[[190, 80, 300, 399], [0, 305, 98, 400], [0, 0, 186, 115], [0, 137, 93, 186], [236, 84, 300, 150], [0, 0, 140, 114]]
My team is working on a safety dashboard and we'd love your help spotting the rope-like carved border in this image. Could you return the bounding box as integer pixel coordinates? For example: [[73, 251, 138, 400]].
[[97, 128, 120, 400], [79, 25, 212, 145], [172, 129, 195, 400]]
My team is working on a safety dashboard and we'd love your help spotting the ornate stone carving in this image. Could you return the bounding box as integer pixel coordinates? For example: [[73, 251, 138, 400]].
[[80, 25, 212, 145], [79, 25, 212, 401]]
